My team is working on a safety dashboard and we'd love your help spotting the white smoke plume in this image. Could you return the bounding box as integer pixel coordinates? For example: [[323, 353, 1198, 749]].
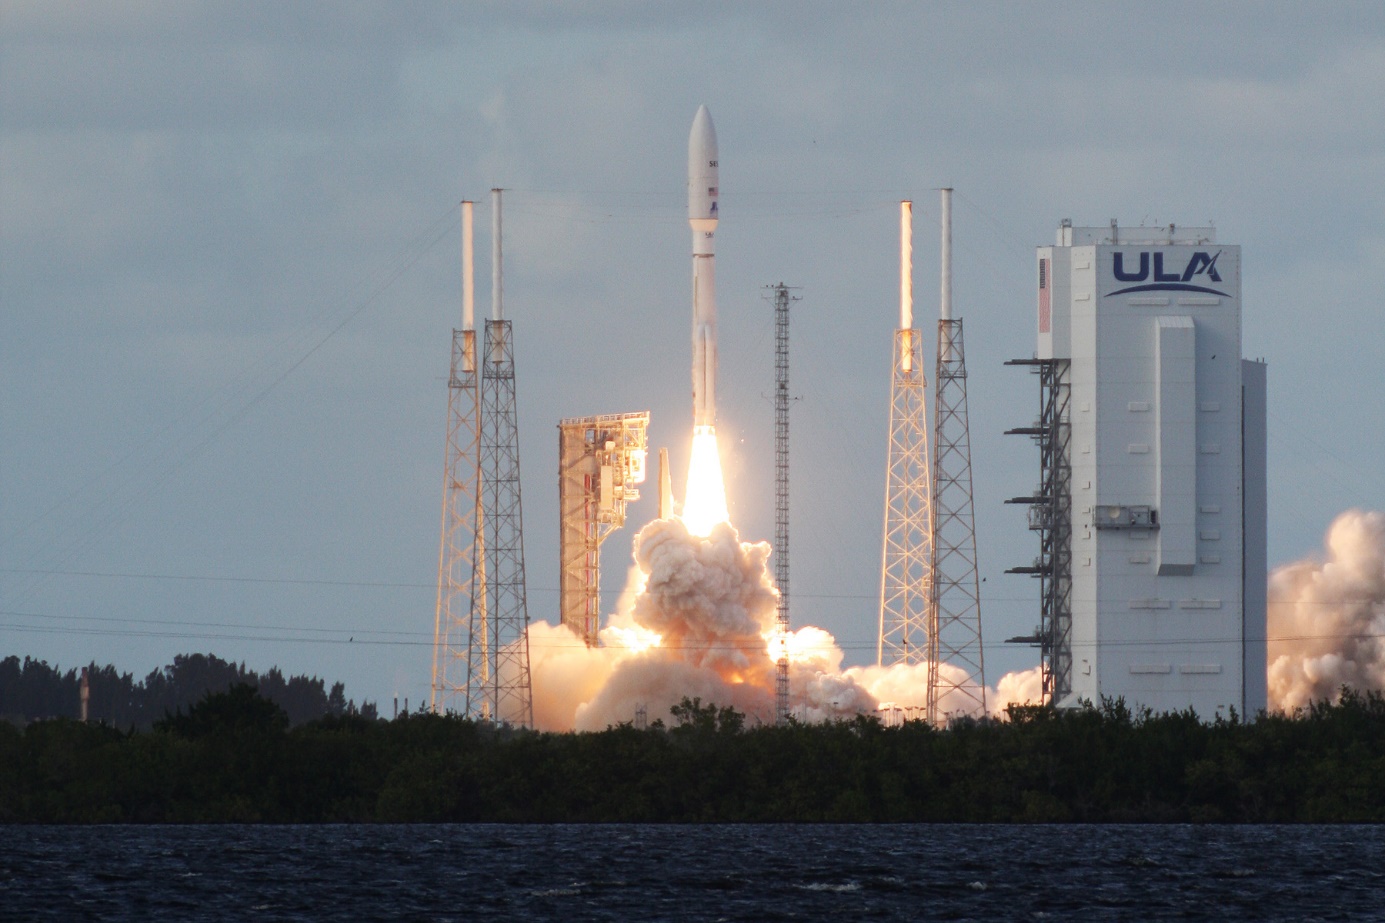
[[530, 515, 1053, 731], [538, 504, 1385, 727], [1268, 509, 1385, 711], [532, 517, 879, 731], [989, 664, 1045, 715]]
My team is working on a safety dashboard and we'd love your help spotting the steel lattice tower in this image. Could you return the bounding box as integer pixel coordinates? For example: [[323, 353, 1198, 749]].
[[928, 188, 986, 722], [768, 283, 798, 723], [879, 202, 933, 668], [432, 201, 484, 715], [432, 191, 533, 726], [477, 317, 534, 727], [431, 326, 482, 714]]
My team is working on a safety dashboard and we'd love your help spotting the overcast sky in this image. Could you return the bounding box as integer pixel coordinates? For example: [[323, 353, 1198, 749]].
[[4, 2, 1384, 712]]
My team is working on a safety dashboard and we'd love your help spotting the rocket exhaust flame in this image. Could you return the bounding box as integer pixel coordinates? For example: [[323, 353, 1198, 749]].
[[682, 425, 729, 538]]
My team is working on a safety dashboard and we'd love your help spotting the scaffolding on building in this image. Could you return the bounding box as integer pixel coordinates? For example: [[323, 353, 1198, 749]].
[[1005, 357, 1073, 705], [928, 188, 986, 722], [558, 412, 650, 646]]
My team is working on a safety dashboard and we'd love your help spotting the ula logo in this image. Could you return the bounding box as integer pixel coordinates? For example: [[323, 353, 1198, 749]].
[[1106, 250, 1227, 297]]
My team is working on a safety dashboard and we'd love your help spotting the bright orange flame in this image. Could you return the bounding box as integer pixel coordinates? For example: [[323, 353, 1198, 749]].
[[604, 623, 663, 653], [764, 625, 819, 665], [682, 425, 728, 537]]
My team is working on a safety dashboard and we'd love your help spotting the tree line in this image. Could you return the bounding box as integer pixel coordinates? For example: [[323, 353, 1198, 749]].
[[2, 685, 1383, 823], [0, 653, 377, 729]]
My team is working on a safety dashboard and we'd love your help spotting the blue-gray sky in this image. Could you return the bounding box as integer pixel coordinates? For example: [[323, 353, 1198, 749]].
[[4, 2, 1383, 710]]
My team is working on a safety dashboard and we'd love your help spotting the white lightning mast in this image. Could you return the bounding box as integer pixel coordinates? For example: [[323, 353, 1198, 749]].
[[432, 200, 483, 715], [878, 201, 934, 669], [929, 187, 986, 722]]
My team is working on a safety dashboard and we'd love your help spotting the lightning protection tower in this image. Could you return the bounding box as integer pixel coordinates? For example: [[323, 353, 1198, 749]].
[[476, 189, 534, 727], [558, 412, 650, 646], [432, 200, 484, 715], [878, 202, 933, 669], [929, 188, 986, 722], [767, 282, 798, 724]]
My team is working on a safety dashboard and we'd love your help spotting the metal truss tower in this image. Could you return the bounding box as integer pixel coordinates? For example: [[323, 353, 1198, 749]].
[[1005, 357, 1073, 705], [476, 316, 533, 727], [558, 412, 650, 646], [432, 201, 483, 715], [878, 202, 933, 668], [929, 188, 986, 722], [431, 326, 482, 714], [767, 283, 798, 723], [435, 190, 533, 727]]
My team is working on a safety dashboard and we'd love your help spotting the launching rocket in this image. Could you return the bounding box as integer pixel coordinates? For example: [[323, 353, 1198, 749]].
[[688, 104, 719, 428]]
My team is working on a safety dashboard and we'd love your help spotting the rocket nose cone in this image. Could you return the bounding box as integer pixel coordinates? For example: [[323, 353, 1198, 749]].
[[689, 105, 718, 167], [689, 105, 719, 229]]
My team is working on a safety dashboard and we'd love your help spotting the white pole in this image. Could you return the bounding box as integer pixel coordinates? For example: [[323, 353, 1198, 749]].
[[491, 188, 503, 322], [900, 201, 913, 331], [940, 187, 952, 323], [461, 201, 474, 331]]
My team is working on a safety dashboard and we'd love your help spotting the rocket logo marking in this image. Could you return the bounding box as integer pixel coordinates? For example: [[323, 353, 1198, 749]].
[[1105, 250, 1229, 298]]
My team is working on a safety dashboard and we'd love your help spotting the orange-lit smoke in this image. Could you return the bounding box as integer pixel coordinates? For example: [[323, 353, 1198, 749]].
[[537, 506, 1385, 729], [529, 513, 1036, 729], [1268, 509, 1385, 711], [527, 426, 1035, 731], [532, 516, 880, 730]]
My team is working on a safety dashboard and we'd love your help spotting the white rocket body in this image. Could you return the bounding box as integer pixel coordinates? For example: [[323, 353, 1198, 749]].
[[688, 105, 719, 428]]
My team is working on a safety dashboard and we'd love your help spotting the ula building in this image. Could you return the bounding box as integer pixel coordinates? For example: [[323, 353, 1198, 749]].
[[1009, 222, 1267, 718]]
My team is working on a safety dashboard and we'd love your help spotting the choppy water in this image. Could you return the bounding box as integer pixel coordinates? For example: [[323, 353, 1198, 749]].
[[2, 824, 1383, 921]]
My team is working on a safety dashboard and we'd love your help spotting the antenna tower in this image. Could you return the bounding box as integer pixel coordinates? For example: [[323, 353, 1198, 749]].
[[929, 188, 986, 722], [878, 202, 933, 669], [767, 282, 798, 724], [432, 201, 484, 715]]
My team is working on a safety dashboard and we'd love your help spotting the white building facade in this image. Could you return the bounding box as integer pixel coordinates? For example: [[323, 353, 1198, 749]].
[[1029, 222, 1266, 717]]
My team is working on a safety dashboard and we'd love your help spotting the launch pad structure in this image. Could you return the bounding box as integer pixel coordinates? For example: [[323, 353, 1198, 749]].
[[558, 412, 650, 646]]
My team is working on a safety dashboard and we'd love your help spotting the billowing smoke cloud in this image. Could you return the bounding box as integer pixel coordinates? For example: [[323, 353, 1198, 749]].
[[533, 518, 879, 731], [989, 664, 1045, 715], [537, 505, 1385, 728], [530, 515, 1046, 731], [1269, 509, 1385, 711]]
